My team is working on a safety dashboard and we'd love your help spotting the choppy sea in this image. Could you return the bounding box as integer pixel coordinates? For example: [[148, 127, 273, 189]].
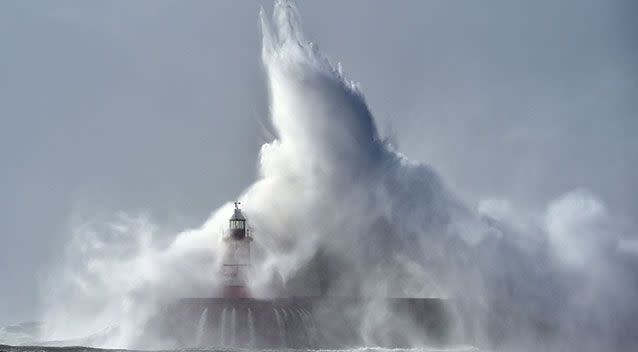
[[0, 322, 481, 352]]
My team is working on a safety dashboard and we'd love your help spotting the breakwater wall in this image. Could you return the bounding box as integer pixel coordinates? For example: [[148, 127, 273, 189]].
[[143, 297, 458, 348]]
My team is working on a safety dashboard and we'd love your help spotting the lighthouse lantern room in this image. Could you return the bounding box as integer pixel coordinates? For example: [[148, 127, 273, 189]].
[[221, 201, 253, 298]]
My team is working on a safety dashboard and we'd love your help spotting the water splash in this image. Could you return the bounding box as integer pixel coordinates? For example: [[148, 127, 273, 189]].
[[299, 308, 317, 343], [230, 307, 237, 346], [280, 307, 288, 325], [195, 308, 208, 347], [219, 307, 227, 346], [247, 307, 256, 346], [295, 307, 310, 345], [273, 307, 285, 346]]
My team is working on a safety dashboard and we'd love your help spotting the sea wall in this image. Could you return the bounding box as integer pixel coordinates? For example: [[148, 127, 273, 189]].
[[142, 297, 458, 348]]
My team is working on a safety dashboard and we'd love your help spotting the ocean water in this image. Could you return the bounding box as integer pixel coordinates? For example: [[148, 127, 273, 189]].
[[0, 347, 481, 352], [0, 320, 481, 352], [1, 347, 481, 352], [0, 321, 480, 352]]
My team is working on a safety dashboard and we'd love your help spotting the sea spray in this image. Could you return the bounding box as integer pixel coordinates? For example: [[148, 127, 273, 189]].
[[219, 307, 227, 346], [195, 308, 208, 347], [247, 307, 256, 346], [230, 307, 237, 346], [273, 308, 285, 346], [38, 1, 638, 351]]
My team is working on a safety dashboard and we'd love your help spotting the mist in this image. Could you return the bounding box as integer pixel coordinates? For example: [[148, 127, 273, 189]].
[[1, 0, 637, 351]]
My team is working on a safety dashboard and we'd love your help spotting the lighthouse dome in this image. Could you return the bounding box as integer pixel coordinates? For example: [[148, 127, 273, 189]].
[[228, 202, 247, 240], [230, 208, 245, 221]]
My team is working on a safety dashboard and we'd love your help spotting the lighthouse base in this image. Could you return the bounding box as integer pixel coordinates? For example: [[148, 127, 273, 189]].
[[222, 286, 250, 299]]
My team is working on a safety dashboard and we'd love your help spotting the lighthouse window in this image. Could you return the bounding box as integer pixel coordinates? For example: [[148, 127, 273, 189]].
[[230, 220, 245, 229]]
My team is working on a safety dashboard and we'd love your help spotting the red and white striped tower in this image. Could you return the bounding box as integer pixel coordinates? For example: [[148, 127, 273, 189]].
[[221, 201, 253, 298]]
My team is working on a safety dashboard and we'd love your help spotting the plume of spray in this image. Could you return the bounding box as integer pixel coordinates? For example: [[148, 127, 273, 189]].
[[39, 205, 238, 348], [40, 1, 638, 350], [247, 0, 480, 298]]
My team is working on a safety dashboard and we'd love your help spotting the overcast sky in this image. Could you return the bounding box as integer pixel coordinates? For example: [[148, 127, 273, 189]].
[[1, 0, 636, 324]]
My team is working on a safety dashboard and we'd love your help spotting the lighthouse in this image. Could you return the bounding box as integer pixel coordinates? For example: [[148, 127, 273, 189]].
[[221, 201, 253, 298]]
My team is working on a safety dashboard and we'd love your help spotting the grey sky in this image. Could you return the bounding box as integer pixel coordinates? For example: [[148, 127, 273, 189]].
[[1, 0, 636, 324]]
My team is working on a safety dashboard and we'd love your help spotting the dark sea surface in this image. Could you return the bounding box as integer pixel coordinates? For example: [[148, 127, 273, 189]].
[[0, 346, 481, 352]]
